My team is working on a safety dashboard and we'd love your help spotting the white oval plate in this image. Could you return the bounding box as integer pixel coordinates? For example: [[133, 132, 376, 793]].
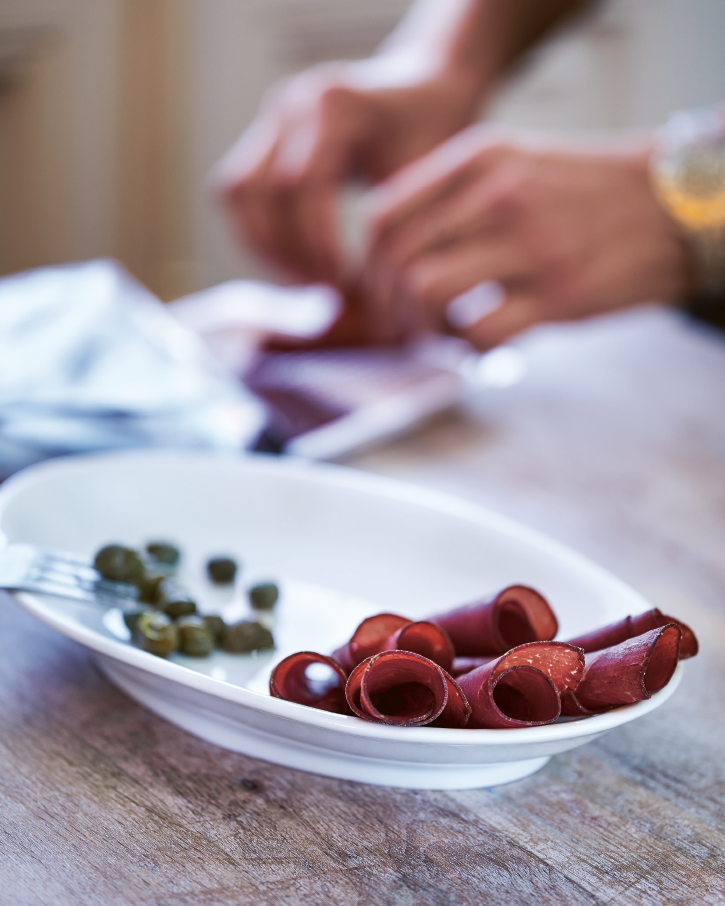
[[0, 450, 682, 789]]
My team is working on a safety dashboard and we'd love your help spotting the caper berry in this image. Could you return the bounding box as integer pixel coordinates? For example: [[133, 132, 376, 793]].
[[206, 557, 237, 585], [137, 570, 168, 605], [248, 582, 279, 611], [94, 545, 145, 585], [177, 616, 214, 657], [158, 579, 197, 620], [202, 614, 226, 647], [145, 542, 180, 568], [133, 611, 178, 658], [123, 609, 151, 634], [222, 620, 274, 654]]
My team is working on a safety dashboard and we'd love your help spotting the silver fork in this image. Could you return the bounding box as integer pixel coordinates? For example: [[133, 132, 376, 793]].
[[0, 543, 139, 608]]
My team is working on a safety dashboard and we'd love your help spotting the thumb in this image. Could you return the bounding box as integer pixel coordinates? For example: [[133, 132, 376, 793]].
[[461, 293, 541, 351]]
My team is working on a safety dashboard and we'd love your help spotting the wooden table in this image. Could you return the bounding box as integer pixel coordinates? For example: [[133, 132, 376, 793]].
[[2, 306, 724, 905]]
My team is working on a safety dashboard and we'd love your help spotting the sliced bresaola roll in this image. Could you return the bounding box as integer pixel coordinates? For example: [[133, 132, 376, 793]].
[[452, 641, 584, 685], [383, 621, 455, 673], [455, 641, 583, 729], [431, 670, 472, 729], [332, 614, 455, 672], [566, 608, 698, 659], [561, 623, 681, 716], [430, 585, 558, 657], [332, 613, 410, 672], [345, 650, 470, 728], [270, 651, 351, 714]]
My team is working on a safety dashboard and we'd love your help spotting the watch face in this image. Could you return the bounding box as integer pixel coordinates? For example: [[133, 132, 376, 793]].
[[674, 144, 725, 197], [653, 110, 725, 228]]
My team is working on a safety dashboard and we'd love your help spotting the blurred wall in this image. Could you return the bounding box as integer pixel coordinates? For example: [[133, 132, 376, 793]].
[[0, 0, 121, 277], [0, 0, 723, 299]]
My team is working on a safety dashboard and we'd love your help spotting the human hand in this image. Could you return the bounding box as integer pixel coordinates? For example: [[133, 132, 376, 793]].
[[214, 59, 477, 285], [364, 126, 691, 348]]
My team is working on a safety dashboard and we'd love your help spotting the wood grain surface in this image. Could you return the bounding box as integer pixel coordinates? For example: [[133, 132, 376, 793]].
[[2, 306, 724, 905]]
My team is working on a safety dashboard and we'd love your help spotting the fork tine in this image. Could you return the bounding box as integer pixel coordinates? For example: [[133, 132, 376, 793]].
[[34, 569, 138, 602], [37, 549, 96, 567], [35, 551, 99, 578], [0, 543, 140, 607], [15, 576, 137, 608], [30, 562, 135, 593], [14, 577, 97, 603]]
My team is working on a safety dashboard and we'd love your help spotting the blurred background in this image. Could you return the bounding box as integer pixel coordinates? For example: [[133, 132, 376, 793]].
[[3, 0, 724, 301]]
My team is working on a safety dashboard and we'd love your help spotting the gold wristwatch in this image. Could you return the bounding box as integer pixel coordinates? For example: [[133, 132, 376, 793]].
[[650, 107, 725, 321]]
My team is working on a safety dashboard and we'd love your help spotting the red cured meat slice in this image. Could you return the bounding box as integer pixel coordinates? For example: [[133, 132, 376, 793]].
[[457, 661, 560, 729], [332, 613, 410, 671], [430, 585, 558, 657], [345, 650, 450, 727], [345, 659, 371, 720], [359, 651, 447, 727], [431, 671, 472, 728], [561, 624, 681, 716], [270, 651, 350, 714], [454, 641, 581, 728], [384, 621, 455, 672], [566, 608, 698, 659], [450, 641, 584, 688], [346, 654, 471, 728], [492, 641, 584, 695]]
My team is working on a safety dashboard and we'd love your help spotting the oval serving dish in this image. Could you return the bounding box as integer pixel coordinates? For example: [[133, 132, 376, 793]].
[[0, 450, 682, 789]]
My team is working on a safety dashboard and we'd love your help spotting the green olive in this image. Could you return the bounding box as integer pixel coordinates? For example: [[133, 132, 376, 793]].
[[133, 611, 178, 657], [206, 557, 237, 585], [222, 620, 274, 654], [248, 582, 279, 611], [145, 542, 180, 568], [94, 545, 145, 585], [202, 614, 226, 648], [177, 616, 214, 657]]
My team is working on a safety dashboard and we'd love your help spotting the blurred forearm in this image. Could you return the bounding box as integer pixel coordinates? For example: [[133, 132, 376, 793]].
[[378, 0, 595, 111]]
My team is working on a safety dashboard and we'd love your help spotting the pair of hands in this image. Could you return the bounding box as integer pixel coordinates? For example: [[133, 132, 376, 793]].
[[216, 65, 689, 350]]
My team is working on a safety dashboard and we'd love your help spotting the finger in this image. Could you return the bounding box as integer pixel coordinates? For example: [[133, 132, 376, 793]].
[[364, 232, 522, 347], [375, 169, 521, 272], [216, 121, 287, 267], [219, 119, 324, 279], [365, 128, 506, 252], [240, 182, 324, 281], [363, 247, 421, 345], [398, 237, 529, 328], [288, 183, 341, 282], [217, 79, 346, 281], [273, 84, 364, 281], [461, 294, 541, 351]]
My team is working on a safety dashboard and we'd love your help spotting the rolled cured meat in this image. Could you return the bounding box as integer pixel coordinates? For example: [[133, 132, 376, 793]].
[[455, 641, 583, 729], [345, 659, 372, 719], [430, 585, 558, 657], [561, 623, 681, 716], [270, 651, 350, 714], [431, 671, 472, 729], [566, 608, 698, 659], [333, 614, 455, 672], [383, 621, 455, 672], [344, 650, 470, 728], [332, 613, 409, 671]]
